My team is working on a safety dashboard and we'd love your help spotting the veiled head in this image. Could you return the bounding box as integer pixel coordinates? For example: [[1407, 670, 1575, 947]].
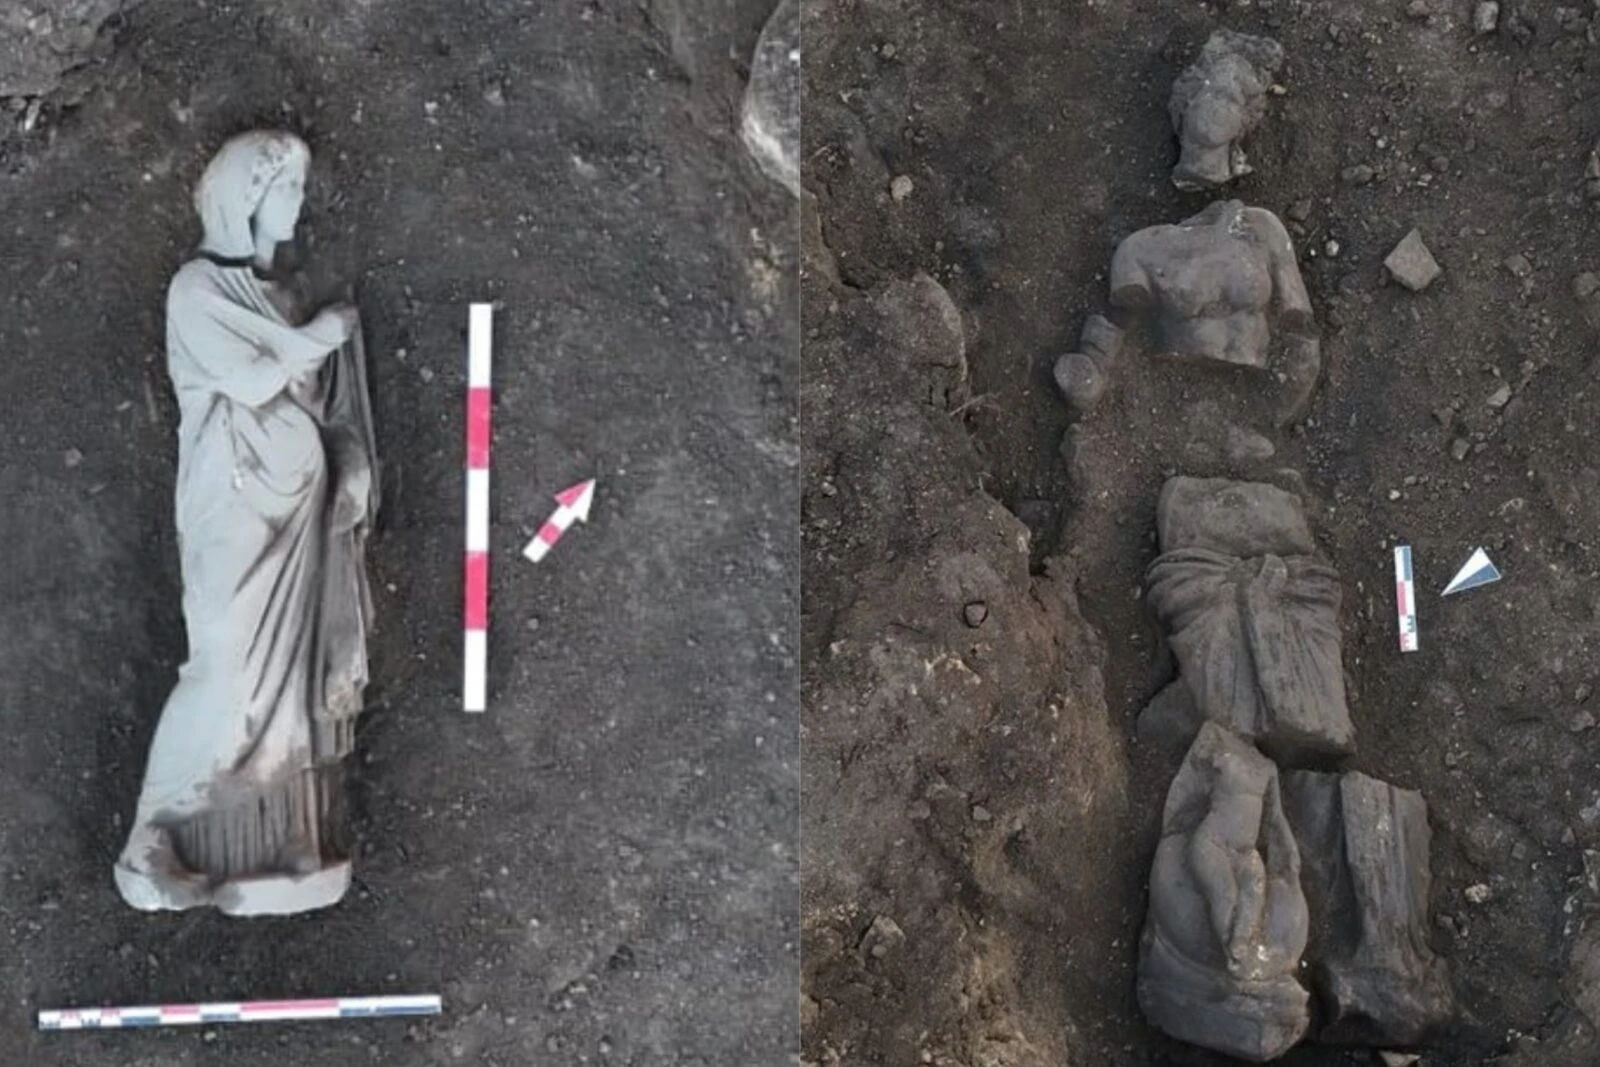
[[194, 130, 311, 260]]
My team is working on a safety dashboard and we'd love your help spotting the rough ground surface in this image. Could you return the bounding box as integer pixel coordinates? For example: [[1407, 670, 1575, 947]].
[[803, 0, 1600, 1064], [0, 1, 797, 1064], [0, 0, 129, 97]]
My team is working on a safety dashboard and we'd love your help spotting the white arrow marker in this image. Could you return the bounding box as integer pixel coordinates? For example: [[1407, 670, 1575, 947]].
[[524, 479, 596, 563], [1442, 546, 1502, 596]]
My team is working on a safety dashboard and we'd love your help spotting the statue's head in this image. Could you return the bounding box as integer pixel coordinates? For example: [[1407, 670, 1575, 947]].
[[194, 130, 311, 260]]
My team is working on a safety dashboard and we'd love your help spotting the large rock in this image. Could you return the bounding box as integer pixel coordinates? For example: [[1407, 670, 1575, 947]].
[[1145, 477, 1355, 761], [1283, 771, 1453, 1045], [740, 0, 799, 197], [1138, 722, 1311, 1062]]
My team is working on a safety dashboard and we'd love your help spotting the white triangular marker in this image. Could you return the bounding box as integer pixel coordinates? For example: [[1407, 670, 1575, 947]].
[[1441, 547, 1501, 597]]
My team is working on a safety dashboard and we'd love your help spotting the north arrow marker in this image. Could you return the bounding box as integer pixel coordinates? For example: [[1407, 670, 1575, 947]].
[[524, 479, 596, 563]]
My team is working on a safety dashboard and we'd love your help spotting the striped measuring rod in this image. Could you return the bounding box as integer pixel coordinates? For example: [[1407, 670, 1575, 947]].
[[39, 994, 441, 1031], [1394, 543, 1418, 653], [464, 303, 493, 712]]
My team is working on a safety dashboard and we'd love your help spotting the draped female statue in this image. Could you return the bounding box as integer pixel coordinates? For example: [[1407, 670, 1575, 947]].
[[114, 130, 380, 916]]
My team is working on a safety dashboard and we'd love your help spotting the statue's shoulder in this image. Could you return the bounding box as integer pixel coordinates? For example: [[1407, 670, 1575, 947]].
[[170, 258, 219, 290], [167, 258, 226, 309]]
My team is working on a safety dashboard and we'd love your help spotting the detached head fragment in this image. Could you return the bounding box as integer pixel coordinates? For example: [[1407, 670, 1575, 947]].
[[1169, 30, 1285, 191]]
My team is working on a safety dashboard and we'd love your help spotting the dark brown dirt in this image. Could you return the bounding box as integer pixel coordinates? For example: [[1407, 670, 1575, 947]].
[[0, 2, 797, 1065], [802, 0, 1600, 1064]]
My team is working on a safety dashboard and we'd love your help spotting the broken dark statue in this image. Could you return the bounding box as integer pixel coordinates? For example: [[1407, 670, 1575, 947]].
[[1110, 200, 1316, 372], [1282, 771, 1453, 1046], [1139, 722, 1310, 1062], [1169, 29, 1285, 190], [1145, 477, 1355, 761]]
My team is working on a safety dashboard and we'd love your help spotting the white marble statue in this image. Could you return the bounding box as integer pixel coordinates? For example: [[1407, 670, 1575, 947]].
[[114, 130, 380, 916]]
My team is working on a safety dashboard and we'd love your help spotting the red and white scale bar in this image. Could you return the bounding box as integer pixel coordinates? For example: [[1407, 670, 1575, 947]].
[[1395, 544, 1419, 653], [39, 994, 441, 1030], [464, 303, 493, 712]]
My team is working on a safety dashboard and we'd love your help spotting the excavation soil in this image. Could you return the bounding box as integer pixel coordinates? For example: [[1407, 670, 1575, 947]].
[[0, 1, 797, 1064], [802, 1, 1600, 1064]]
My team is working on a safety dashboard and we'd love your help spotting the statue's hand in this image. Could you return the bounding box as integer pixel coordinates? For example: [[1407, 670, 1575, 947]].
[[311, 303, 361, 344], [329, 455, 372, 532], [330, 485, 366, 532]]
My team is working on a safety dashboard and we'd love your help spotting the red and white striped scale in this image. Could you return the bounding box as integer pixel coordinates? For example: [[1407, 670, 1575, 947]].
[[39, 994, 441, 1031], [1394, 544, 1418, 653], [461, 304, 598, 711], [464, 303, 494, 712]]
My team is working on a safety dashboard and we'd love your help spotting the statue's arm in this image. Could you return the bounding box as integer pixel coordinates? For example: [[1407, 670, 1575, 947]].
[[170, 279, 344, 407], [1251, 208, 1314, 333], [1109, 234, 1154, 310]]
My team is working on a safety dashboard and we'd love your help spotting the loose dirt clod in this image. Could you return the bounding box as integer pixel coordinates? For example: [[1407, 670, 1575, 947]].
[[1473, 1, 1500, 35]]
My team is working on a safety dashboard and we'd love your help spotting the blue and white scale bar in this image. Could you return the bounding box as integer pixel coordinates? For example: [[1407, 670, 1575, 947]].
[[1394, 544, 1419, 653], [39, 994, 441, 1031]]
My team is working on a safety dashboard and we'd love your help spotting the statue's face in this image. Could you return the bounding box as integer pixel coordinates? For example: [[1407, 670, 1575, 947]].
[[255, 163, 306, 244]]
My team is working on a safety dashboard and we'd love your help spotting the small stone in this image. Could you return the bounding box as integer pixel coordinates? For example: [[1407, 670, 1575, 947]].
[[1341, 164, 1376, 185], [1450, 438, 1471, 462], [1575, 273, 1600, 300], [203, 1030, 218, 1043], [1380, 1053, 1421, 1067], [1473, 0, 1500, 34], [971, 805, 993, 823], [63, 448, 83, 468], [1464, 883, 1493, 904], [419, 367, 435, 383], [1385, 229, 1442, 291], [863, 914, 906, 956], [1574, 710, 1596, 733], [1405, 0, 1430, 18], [1486, 383, 1512, 409], [1288, 198, 1313, 222], [1565, 827, 1579, 847], [1578, 683, 1593, 703], [890, 174, 914, 202], [1223, 424, 1275, 464], [1387, 489, 1402, 501], [483, 83, 505, 107], [1503, 253, 1533, 278], [1325, 239, 1341, 258], [963, 601, 988, 627]]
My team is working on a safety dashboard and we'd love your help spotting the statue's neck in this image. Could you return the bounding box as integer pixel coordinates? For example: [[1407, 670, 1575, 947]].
[[253, 229, 278, 272]]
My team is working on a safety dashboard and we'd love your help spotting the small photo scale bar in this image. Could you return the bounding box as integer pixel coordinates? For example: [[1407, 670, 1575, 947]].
[[39, 995, 442, 1031], [1394, 544, 1418, 653]]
